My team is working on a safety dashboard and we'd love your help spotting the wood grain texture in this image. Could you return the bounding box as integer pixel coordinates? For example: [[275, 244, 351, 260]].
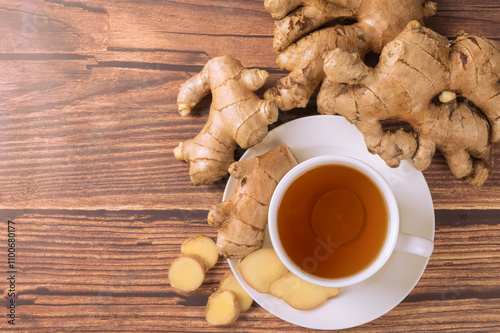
[[0, 0, 499, 331], [1, 0, 500, 210], [0, 209, 498, 332]]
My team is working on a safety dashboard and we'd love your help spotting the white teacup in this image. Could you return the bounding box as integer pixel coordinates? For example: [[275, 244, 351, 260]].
[[268, 155, 434, 288]]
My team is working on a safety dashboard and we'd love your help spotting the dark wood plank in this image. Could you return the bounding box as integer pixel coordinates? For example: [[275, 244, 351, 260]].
[[0, 0, 277, 67], [0, 209, 498, 331], [0, 58, 222, 210], [0, 59, 499, 210], [0, 0, 108, 53], [426, 0, 500, 40], [423, 153, 500, 209]]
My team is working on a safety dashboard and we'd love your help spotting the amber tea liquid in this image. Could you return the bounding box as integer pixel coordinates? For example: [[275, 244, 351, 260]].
[[277, 164, 388, 279]]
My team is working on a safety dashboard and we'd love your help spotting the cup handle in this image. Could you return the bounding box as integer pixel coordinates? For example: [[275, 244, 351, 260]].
[[394, 232, 434, 257]]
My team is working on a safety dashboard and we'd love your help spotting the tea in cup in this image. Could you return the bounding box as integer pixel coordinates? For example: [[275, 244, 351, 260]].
[[268, 155, 433, 288]]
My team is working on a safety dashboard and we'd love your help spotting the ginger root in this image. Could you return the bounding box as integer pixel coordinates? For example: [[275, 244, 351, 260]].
[[219, 271, 253, 312], [263, 0, 437, 110], [237, 248, 289, 294], [205, 290, 240, 326], [269, 272, 339, 310], [207, 144, 298, 258], [174, 56, 279, 185], [168, 254, 207, 292], [318, 21, 500, 186]]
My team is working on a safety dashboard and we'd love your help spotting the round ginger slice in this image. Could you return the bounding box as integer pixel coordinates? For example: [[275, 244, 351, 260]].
[[181, 235, 219, 269], [269, 271, 339, 310], [237, 248, 288, 294], [169, 254, 206, 292], [205, 290, 240, 326], [219, 271, 253, 312]]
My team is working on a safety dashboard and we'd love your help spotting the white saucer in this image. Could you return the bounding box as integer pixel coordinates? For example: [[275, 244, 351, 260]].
[[224, 115, 435, 330]]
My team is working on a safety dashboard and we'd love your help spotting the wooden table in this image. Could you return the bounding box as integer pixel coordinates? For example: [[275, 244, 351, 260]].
[[1, 0, 499, 332]]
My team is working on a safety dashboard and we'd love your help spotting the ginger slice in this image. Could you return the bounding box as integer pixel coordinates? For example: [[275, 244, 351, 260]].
[[269, 272, 339, 310], [237, 248, 289, 294], [205, 290, 240, 326], [174, 55, 279, 185], [181, 235, 219, 269], [208, 144, 298, 259], [168, 254, 206, 292], [219, 271, 253, 312]]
